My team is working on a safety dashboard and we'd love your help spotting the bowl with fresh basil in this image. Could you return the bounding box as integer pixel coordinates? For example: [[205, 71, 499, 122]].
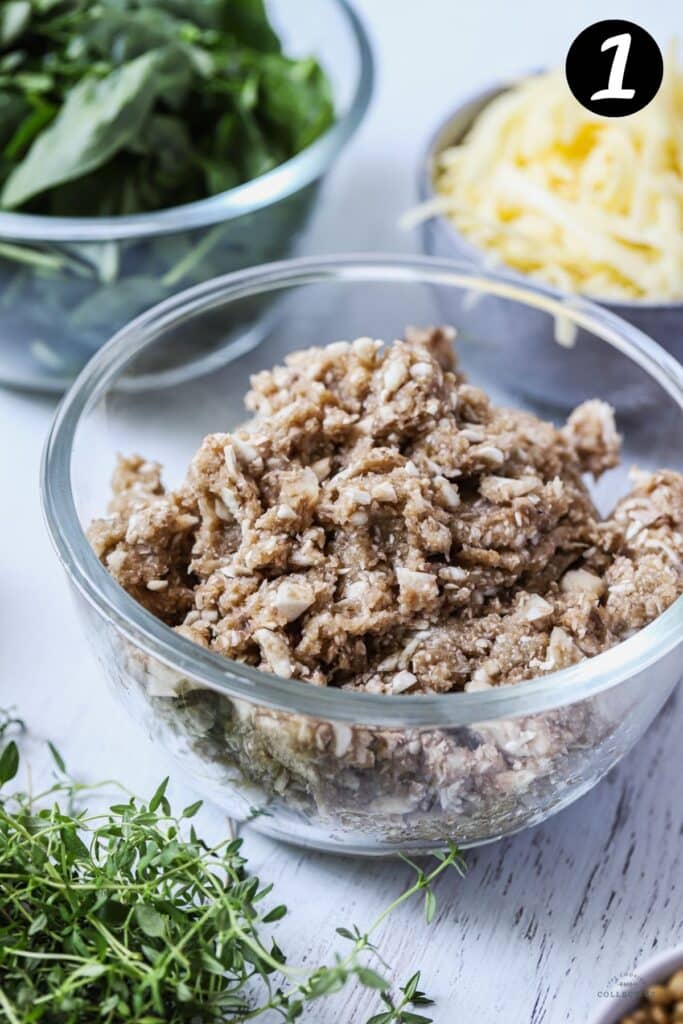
[[0, 0, 373, 391]]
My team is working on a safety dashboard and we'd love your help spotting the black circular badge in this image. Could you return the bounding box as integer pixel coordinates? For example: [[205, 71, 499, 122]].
[[565, 20, 663, 117]]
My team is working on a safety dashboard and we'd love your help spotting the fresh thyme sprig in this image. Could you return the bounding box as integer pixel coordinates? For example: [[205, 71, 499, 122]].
[[366, 972, 436, 1024], [0, 710, 465, 1023]]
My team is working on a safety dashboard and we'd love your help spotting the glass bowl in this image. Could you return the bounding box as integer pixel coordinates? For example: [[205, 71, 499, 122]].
[[417, 80, 683, 411], [42, 255, 683, 856], [0, 0, 373, 394]]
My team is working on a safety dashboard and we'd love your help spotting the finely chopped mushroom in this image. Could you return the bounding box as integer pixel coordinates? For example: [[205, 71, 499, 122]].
[[89, 327, 683, 694], [88, 328, 683, 840]]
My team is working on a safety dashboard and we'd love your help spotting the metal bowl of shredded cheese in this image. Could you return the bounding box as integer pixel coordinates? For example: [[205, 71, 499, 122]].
[[414, 60, 683, 409]]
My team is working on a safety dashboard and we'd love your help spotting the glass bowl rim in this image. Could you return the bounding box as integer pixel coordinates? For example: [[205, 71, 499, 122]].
[[41, 253, 683, 727], [0, 0, 373, 244], [416, 75, 683, 313]]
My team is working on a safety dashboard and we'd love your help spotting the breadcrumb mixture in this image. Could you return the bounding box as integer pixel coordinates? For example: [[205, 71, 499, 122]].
[[89, 328, 683, 694]]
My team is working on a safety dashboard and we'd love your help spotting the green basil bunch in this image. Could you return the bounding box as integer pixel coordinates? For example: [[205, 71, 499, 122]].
[[0, 0, 334, 215]]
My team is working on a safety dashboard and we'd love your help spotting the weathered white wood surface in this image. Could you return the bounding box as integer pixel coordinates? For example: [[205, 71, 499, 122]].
[[2, 2, 682, 1020]]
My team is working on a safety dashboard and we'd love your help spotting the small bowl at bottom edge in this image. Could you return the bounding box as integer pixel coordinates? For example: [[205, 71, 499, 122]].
[[590, 945, 683, 1024]]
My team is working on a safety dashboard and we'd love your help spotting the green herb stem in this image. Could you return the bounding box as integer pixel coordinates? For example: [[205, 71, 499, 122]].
[[0, 710, 464, 1023]]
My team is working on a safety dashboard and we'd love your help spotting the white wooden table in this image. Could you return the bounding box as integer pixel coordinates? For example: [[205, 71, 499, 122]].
[[2, 2, 681, 1020]]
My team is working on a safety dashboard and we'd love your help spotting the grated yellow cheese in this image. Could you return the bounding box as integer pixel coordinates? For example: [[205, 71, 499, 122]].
[[423, 49, 683, 302]]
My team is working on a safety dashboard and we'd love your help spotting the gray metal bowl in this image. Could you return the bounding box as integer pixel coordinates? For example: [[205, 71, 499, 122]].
[[417, 80, 683, 413]]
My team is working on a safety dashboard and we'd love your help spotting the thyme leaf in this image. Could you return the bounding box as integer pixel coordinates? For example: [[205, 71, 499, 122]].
[[0, 710, 465, 1022]]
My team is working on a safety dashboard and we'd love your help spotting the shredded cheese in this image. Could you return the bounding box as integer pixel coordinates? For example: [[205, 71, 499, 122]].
[[422, 48, 683, 302]]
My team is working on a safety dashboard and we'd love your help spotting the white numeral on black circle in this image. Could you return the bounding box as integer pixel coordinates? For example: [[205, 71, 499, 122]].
[[591, 32, 636, 101]]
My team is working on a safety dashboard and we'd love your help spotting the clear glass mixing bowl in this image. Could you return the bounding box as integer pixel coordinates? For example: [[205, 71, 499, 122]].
[[42, 255, 683, 855], [0, 0, 372, 393]]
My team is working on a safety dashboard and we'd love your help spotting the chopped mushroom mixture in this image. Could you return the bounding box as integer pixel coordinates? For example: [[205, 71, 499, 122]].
[[89, 328, 683, 694]]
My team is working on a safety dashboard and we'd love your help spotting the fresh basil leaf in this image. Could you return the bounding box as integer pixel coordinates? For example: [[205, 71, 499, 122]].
[[0, 92, 30, 149], [4, 96, 56, 161], [1, 49, 167, 208], [162, 0, 281, 51], [15, 71, 54, 93], [258, 55, 335, 153], [0, 2, 334, 215], [82, 6, 189, 62], [0, 2, 31, 48]]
